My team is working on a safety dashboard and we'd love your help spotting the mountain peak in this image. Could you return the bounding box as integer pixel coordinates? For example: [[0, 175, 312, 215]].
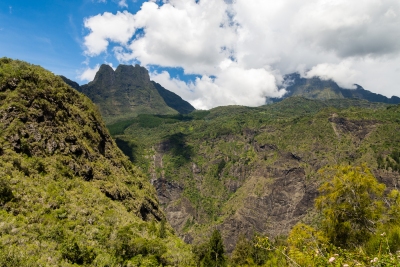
[[75, 64, 194, 123], [91, 64, 115, 89], [115, 64, 151, 85], [277, 73, 400, 104]]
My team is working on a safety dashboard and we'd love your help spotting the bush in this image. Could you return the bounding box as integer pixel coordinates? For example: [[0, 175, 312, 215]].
[[316, 165, 385, 248], [0, 177, 14, 206]]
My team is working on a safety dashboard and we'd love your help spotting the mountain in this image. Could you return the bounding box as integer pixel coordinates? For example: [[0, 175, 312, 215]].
[[0, 58, 193, 266], [61, 65, 195, 124], [59, 75, 80, 91], [112, 97, 400, 253], [152, 81, 195, 115], [272, 73, 400, 104]]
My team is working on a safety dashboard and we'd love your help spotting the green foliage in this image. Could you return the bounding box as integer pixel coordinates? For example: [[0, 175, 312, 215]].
[[378, 150, 400, 172], [204, 230, 226, 267], [287, 223, 328, 266], [159, 219, 167, 239], [274, 164, 400, 267], [316, 165, 385, 248], [194, 230, 226, 267], [0, 177, 14, 205], [107, 118, 137, 135], [0, 58, 194, 266], [61, 239, 96, 265], [231, 234, 252, 266], [116, 91, 400, 246]]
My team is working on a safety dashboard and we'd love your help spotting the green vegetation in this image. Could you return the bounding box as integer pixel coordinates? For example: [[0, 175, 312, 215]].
[[0, 58, 194, 266], [227, 165, 400, 266], [113, 93, 400, 246], [193, 229, 227, 267], [316, 165, 385, 248], [378, 150, 400, 172], [4, 58, 399, 266]]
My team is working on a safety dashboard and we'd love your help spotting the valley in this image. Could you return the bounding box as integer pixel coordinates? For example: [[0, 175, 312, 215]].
[[112, 97, 400, 254]]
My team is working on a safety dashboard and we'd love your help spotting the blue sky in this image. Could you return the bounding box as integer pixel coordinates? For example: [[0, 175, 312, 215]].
[[0, 0, 146, 80], [1, 0, 399, 109]]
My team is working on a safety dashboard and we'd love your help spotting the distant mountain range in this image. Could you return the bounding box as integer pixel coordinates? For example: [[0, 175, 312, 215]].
[[62, 65, 399, 125], [271, 73, 400, 104], [61, 64, 195, 124]]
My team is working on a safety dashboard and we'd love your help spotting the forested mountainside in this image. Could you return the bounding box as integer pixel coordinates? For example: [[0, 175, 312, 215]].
[[60, 64, 195, 124], [270, 73, 400, 104], [110, 97, 400, 255], [0, 58, 193, 266]]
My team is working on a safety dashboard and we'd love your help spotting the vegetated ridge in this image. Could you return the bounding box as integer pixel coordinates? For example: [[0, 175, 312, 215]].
[[61, 64, 195, 124], [0, 58, 193, 266], [269, 73, 400, 104], [112, 96, 400, 254]]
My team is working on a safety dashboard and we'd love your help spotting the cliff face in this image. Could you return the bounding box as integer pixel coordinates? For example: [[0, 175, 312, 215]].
[[0, 58, 192, 266], [79, 64, 177, 123]]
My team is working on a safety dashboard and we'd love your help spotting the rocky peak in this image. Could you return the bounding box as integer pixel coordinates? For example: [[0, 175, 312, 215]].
[[114, 64, 152, 88], [91, 64, 116, 89]]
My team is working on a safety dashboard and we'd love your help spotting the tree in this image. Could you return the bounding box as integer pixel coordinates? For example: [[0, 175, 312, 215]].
[[204, 229, 226, 267], [315, 164, 385, 248], [231, 233, 252, 266], [159, 219, 167, 238]]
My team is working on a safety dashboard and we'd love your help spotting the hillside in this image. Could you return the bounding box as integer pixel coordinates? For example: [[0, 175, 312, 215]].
[[272, 73, 400, 104], [61, 64, 195, 124], [111, 97, 400, 252], [0, 58, 193, 266]]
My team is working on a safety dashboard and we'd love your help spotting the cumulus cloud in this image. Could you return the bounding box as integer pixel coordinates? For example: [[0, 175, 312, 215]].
[[82, 0, 400, 107], [151, 62, 285, 109], [292, 0, 400, 58], [304, 60, 360, 89], [83, 11, 136, 56]]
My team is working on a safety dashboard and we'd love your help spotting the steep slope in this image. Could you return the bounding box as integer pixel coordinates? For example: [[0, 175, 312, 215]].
[[114, 97, 400, 252], [0, 58, 193, 266], [275, 73, 400, 104], [152, 81, 195, 114], [59, 75, 80, 91]]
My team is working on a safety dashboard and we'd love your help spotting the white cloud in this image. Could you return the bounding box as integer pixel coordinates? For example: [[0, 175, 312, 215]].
[[304, 60, 360, 89], [78, 64, 100, 82], [118, 0, 128, 8], [292, 0, 400, 58], [82, 0, 400, 107], [83, 11, 136, 56], [151, 63, 285, 110]]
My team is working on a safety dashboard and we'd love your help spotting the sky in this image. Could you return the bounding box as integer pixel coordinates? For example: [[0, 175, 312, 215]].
[[1, 0, 400, 109]]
